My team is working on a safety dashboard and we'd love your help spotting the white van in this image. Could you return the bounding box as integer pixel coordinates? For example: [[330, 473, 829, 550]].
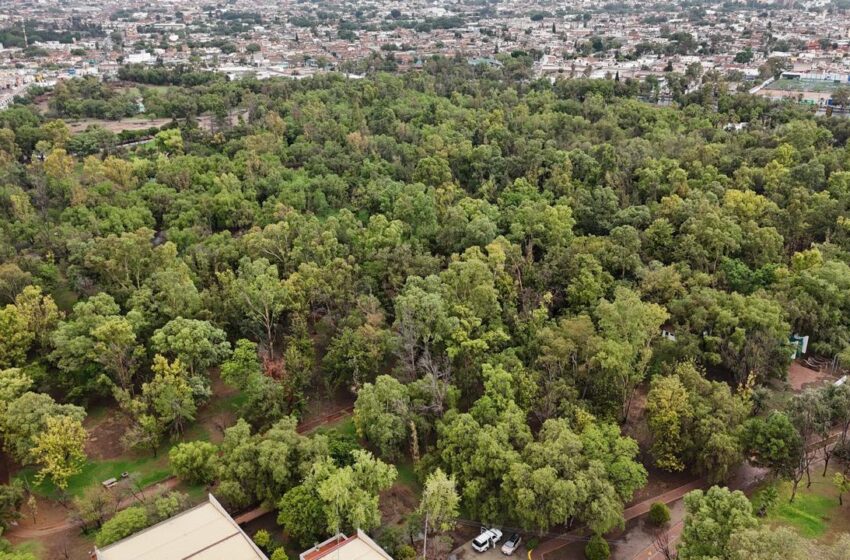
[[472, 528, 503, 553]]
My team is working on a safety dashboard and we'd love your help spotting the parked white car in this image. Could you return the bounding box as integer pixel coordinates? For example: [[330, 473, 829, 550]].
[[472, 528, 503, 553], [501, 533, 521, 555]]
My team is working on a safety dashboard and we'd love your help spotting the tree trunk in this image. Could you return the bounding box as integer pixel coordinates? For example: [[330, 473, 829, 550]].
[[422, 515, 428, 560], [823, 446, 832, 478], [790, 477, 800, 503]]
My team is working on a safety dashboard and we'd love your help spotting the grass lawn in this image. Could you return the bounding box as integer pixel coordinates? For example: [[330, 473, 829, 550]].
[[8, 540, 44, 558], [395, 461, 422, 496], [754, 467, 849, 540], [17, 452, 171, 500]]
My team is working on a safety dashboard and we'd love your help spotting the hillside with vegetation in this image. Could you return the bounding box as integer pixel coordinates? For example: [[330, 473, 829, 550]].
[[2, 60, 850, 559]]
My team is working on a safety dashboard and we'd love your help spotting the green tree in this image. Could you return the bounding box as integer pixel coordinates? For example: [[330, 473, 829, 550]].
[[276, 485, 325, 548], [648, 502, 670, 526], [353, 375, 410, 460], [220, 339, 293, 429], [0, 304, 32, 368], [678, 486, 757, 560], [95, 506, 150, 547], [0, 481, 25, 530], [646, 375, 691, 471], [169, 441, 218, 485], [585, 534, 610, 560], [728, 526, 812, 560], [1, 391, 85, 464], [418, 468, 459, 559], [317, 450, 397, 533], [134, 356, 197, 440], [647, 362, 747, 483], [13, 286, 61, 350], [739, 412, 802, 490], [219, 258, 289, 357], [154, 128, 183, 155], [31, 415, 87, 490], [50, 293, 142, 395], [594, 287, 668, 420], [832, 472, 850, 506], [73, 485, 119, 530], [151, 318, 231, 378]]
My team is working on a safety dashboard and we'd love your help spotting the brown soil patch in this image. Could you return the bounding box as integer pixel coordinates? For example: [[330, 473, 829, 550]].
[[299, 387, 356, 427], [788, 360, 836, 392], [85, 413, 131, 461], [380, 483, 418, 527], [194, 368, 239, 444], [9, 494, 69, 533], [65, 117, 171, 134], [623, 384, 650, 446], [43, 531, 94, 560]]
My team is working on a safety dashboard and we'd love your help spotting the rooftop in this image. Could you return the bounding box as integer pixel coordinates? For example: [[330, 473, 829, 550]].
[[300, 530, 393, 560], [94, 494, 267, 560]]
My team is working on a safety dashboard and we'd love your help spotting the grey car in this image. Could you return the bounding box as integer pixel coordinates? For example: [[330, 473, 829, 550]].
[[501, 533, 521, 555]]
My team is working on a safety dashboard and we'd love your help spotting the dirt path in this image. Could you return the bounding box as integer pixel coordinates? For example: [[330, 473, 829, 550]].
[[296, 405, 354, 434], [625, 433, 840, 560], [8, 403, 353, 545], [6, 478, 180, 541]]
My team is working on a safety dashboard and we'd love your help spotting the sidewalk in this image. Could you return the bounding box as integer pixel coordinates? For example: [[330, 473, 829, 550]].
[[531, 479, 706, 560]]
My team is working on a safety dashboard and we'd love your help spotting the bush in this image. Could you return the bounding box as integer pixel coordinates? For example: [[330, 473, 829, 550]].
[[169, 441, 217, 485], [270, 549, 290, 560], [526, 537, 539, 550], [396, 545, 416, 560], [648, 502, 671, 526], [152, 492, 189, 522], [253, 529, 272, 552], [585, 534, 610, 560], [95, 506, 150, 547]]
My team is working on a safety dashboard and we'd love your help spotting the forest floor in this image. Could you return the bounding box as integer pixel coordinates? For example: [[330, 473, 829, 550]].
[[787, 361, 837, 392]]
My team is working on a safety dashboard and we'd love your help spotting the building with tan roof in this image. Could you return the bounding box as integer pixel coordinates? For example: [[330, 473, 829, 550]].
[[93, 494, 267, 560]]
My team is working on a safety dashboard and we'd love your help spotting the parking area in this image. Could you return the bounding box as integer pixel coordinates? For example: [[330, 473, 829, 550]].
[[449, 534, 528, 560]]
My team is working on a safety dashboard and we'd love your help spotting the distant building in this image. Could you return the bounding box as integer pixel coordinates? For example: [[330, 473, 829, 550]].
[[92, 494, 267, 560], [300, 530, 393, 560], [467, 56, 503, 68], [126, 52, 154, 65]]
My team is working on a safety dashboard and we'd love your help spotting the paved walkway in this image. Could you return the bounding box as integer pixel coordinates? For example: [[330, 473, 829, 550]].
[[531, 479, 705, 560], [630, 519, 684, 560]]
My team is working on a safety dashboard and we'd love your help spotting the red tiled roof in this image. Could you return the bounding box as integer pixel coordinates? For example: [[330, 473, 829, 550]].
[[302, 535, 354, 560]]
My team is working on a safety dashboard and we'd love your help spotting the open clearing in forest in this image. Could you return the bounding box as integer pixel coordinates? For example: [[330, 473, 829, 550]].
[[63, 116, 171, 134], [754, 465, 850, 541]]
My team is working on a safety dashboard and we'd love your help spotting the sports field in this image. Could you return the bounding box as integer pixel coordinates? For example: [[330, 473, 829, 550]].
[[769, 78, 847, 93]]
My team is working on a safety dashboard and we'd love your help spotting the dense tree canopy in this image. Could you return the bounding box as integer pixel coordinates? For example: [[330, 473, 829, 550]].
[[4, 58, 850, 547]]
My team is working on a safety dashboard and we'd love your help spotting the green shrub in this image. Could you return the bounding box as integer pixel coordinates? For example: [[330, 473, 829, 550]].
[[396, 545, 416, 560], [585, 534, 610, 560], [253, 529, 272, 552], [96, 506, 150, 547], [526, 537, 539, 550], [168, 441, 217, 485], [270, 548, 290, 560], [648, 502, 671, 526]]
